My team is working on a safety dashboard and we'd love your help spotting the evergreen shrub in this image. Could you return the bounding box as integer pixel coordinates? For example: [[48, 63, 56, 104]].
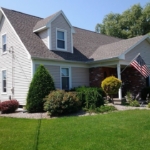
[[74, 86, 105, 109], [101, 76, 122, 95], [26, 65, 55, 112]]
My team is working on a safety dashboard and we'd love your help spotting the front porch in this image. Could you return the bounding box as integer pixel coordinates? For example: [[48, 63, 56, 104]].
[[89, 64, 147, 100]]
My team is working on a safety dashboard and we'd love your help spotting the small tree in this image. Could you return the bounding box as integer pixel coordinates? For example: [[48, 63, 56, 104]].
[[26, 65, 55, 112], [101, 76, 122, 103]]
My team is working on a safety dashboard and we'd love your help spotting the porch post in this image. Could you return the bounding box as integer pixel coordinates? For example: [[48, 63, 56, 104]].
[[117, 63, 122, 99]]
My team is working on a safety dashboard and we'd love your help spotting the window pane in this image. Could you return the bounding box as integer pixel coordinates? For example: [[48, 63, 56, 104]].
[[2, 35, 6, 44], [3, 44, 6, 52], [57, 40, 65, 49], [3, 80, 6, 87], [3, 87, 6, 92], [62, 77, 69, 90], [61, 68, 69, 76], [2, 70, 6, 80], [57, 31, 64, 40]]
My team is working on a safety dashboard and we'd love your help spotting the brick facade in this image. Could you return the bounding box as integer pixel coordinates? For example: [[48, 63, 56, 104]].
[[89, 67, 117, 87], [121, 66, 146, 96], [89, 66, 146, 97]]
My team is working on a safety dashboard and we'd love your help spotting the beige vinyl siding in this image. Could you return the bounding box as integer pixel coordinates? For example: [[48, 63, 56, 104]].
[[72, 67, 89, 87], [38, 29, 48, 47], [51, 14, 72, 52], [0, 16, 31, 105], [35, 64, 60, 89], [125, 40, 150, 67]]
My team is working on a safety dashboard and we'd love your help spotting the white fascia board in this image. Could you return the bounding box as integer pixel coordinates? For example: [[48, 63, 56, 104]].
[[119, 54, 125, 60], [31, 57, 121, 68], [118, 35, 149, 58], [31, 57, 89, 68], [86, 57, 119, 64], [0, 8, 31, 59], [33, 26, 47, 33]]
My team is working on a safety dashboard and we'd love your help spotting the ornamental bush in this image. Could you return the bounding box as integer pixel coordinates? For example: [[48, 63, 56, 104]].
[[101, 76, 122, 95], [44, 90, 81, 116], [74, 86, 105, 109], [26, 65, 55, 113], [129, 100, 140, 107], [0, 100, 19, 114]]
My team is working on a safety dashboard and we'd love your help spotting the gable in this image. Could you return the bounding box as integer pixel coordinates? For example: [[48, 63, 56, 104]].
[[125, 39, 150, 67], [51, 14, 72, 52]]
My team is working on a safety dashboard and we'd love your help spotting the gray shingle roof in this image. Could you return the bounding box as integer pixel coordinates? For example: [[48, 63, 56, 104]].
[[90, 35, 145, 60], [2, 7, 146, 62], [33, 11, 60, 31]]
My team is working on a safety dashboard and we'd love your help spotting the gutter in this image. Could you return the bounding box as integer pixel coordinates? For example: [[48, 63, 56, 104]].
[[31, 56, 120, 65]]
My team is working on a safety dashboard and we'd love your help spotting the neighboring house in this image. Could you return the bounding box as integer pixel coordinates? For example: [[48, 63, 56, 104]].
[[0, 7, 150, 105]]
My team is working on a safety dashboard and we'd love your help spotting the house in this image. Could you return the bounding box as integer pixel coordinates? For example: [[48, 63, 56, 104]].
[[0, 7, 150, 106]]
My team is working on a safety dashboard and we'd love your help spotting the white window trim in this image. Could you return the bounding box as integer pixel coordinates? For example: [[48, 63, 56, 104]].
[[56, 28, 67, 51], [60, 66, 72, 90], [1, 33, 7, 54], [1, 69, 7, 94]]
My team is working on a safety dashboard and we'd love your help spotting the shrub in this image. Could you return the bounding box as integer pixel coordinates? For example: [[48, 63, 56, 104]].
[[125, 91, 133, 103], [129, 100, 140, 107], [44, 90, 81, 116], [141, 87, 150, 100], [0, 100, 19, 114], [95, 105, 117, 113], [74, 86, 105, 109], [101, 76, 122, 95], [148, 103, 150, 108], [26, 65, 55, 113]]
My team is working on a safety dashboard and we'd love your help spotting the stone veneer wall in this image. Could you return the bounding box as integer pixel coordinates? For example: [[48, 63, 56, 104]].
[[89, 66, 146, 97]]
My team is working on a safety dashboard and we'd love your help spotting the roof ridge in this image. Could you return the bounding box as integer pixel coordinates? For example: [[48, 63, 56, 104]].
[[1, 7, 43, 19], [73, 26, 122, 40]]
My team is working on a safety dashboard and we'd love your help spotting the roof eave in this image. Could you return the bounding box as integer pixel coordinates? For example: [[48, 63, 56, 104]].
[[31, 56, 120, 64], [86, 57, 120, 64], [31, 56, 87, 64], [33, 26, 47, 32], [119, 35, 150, 58]]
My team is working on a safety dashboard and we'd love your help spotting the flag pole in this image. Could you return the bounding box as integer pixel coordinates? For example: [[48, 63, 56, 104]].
[[121, 53, 140, 74]]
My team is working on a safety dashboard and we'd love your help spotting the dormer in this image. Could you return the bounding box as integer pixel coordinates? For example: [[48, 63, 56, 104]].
[[33, 10, 75, 53]]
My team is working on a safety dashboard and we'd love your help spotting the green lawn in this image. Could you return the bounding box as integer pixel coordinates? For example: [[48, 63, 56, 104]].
[[0, 110, 150, 150]]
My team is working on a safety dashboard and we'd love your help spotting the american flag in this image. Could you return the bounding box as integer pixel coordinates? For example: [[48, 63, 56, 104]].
[[130, 55, 150, 78]]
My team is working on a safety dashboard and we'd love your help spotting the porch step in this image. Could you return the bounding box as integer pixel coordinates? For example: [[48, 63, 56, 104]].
[[113, 98, 122, 105]]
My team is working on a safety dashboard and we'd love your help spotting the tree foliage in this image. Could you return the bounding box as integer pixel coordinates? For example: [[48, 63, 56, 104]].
[[95, 3, 150, 39], [26, 65, 55, 112]]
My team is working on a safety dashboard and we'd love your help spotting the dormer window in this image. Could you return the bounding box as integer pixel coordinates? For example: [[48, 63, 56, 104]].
[[2, 34, 7, 53], [56, 28, 67, 50]]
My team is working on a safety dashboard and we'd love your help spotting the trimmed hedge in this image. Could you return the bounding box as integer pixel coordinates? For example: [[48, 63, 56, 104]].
[[74, 86, 105, 109], [44, 90, 81, 116], [101, 76, 122, 95], [0, 100, 19, 114]]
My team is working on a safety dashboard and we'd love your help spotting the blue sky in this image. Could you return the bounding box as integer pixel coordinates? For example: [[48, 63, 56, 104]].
[[1, 0, 150, 31]]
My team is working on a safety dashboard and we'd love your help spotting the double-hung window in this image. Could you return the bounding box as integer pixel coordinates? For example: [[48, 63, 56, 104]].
[[2, 34, 7, 53], [2, 70, 7, 93], [57, 29, 66, 50], [61, 68, 69, 90]]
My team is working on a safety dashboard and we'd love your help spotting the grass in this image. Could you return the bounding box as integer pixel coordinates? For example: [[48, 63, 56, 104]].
[[1, 110, 150, 150]]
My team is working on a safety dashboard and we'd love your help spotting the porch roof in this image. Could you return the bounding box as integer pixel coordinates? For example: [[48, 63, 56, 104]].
[[90, 35, 148, 61]]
